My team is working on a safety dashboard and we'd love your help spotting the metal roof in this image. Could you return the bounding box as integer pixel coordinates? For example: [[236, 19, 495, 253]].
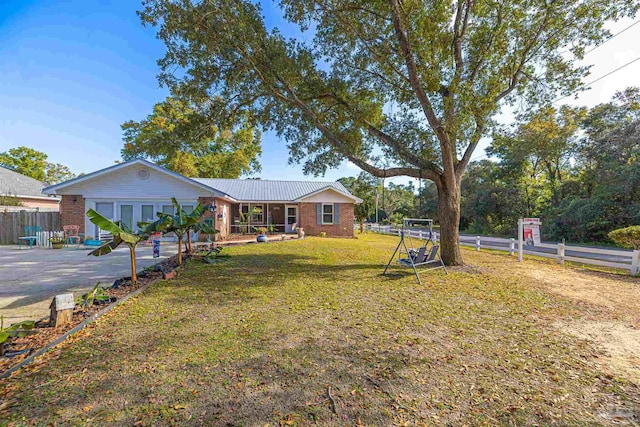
[[0, 166, 58, 199], [193, 178, 355, 202]]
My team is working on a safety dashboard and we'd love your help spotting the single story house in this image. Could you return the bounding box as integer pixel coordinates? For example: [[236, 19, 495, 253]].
[[42, 159, 361, 240], [0, 166, 60, 210]]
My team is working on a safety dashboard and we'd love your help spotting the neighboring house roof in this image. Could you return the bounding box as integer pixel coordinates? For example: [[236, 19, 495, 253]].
[[0, 166, 59, 200], [42, 158, 235, 200], [193, 178, 362, 202]]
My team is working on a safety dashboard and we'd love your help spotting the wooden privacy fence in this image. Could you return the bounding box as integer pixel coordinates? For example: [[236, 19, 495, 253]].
[[367, 224, 639, 276], [0, 209, 62, 245]]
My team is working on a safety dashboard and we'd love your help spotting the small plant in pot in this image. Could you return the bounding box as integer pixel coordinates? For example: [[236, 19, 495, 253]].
[[49, 236, 66, 249], [255, 227, 268, 243]]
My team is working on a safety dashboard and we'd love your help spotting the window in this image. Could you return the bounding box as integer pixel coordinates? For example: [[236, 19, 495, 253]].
[[182, 205, 194, 214], [141, 205, 154, 222], [322, 204, 334, 224], [162, 205, 174, 215]]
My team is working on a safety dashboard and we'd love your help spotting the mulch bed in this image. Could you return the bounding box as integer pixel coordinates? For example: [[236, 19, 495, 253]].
[[0, 254, 183, 377]]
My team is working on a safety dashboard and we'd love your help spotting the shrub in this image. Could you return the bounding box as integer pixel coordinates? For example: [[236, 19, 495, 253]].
[[608, 226, 640, 249]]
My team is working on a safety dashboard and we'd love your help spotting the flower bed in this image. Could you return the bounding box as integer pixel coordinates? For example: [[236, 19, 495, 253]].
[[0, 255, 182, 377]]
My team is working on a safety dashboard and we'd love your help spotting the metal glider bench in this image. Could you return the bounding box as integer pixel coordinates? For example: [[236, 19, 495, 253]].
[[383, 218, 447, 284]]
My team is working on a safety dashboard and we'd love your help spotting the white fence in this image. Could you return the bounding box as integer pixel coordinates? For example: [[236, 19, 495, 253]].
[[35, 231, 65, 248], [366, 224, 639, 276]]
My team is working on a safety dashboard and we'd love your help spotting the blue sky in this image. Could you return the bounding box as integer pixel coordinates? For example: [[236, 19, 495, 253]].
[[0, 1, 638, 185], [0, 0, 359, 182]]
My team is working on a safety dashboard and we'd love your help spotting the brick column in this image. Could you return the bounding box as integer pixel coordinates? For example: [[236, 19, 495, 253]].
[[60, 195, 86, 233]]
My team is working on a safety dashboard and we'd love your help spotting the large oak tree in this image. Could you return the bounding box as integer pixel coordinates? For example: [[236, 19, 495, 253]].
[[139, 0, 636, 264]]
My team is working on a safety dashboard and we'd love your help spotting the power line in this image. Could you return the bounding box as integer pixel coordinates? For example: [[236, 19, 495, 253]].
[[583, 20, 640, 56], [554, 56, 640, 104]]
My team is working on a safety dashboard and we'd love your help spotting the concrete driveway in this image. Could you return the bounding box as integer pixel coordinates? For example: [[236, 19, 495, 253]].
[[0, 243, 177, 323]]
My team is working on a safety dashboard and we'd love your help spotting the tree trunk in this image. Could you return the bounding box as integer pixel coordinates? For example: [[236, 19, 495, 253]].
[[177, 236, 183, 265], [437, 181, 463, 266], [129, 245, 138, 283], [359, 220, 364, 233]]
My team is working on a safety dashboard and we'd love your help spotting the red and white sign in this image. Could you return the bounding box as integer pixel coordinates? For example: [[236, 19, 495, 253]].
[[523, 218, 541, 246]]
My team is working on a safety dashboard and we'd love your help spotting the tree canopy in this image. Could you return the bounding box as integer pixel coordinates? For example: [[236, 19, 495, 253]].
[[452, 88, 640, 241], [0, 146, 76, 184], [121, 96, 262, 178], [138, 0, 637, 264]]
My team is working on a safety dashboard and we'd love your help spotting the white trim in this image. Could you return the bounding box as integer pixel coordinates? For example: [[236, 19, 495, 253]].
[[294, 186, 362, 203], [42, 159, 235, 200], [17, 195, 61, 201], [321, 203, 334, 225]]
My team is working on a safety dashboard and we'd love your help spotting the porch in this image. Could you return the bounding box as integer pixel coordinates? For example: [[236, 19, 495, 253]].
[[230, 202, 298, 235]]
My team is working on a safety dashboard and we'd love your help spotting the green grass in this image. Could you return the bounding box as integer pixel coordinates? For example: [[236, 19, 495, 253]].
[[1, 234, 638, 426]]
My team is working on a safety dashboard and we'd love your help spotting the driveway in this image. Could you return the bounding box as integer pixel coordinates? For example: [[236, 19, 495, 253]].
[[0, 243, 177, 324]]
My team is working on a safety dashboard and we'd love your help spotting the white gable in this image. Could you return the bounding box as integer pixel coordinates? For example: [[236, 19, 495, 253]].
[[54, 163, 211, 199], [297, 187, 357, 203]]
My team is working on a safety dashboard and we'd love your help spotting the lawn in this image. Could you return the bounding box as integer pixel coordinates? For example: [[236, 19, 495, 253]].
[[2, 233, 639, 426]]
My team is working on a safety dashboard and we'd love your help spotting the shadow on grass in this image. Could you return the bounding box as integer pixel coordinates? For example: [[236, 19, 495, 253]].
[[11, 321, 589, 426]]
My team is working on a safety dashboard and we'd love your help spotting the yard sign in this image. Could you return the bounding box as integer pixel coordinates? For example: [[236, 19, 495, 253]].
[[523, 218, 541, 246]]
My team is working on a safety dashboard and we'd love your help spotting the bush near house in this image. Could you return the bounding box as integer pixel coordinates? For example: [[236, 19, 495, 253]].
[[608, 225, 640, 250]]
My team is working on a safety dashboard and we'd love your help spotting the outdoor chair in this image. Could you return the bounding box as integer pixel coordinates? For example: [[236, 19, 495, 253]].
[[18, 226, 41, 249], [63, 225, 81, 248]]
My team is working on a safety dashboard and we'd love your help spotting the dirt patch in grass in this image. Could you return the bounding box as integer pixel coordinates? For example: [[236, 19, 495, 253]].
[[558, 321, 640, 384], [1, 234, 640, 426], [462, 247, 640, 388]]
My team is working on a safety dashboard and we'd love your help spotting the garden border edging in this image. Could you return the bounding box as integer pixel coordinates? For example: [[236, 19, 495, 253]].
[[1, 275, 165, 380]]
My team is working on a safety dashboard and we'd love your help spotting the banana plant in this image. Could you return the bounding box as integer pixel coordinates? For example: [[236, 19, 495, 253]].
[[157, 198, 207, 265], [1, 316, 36, 356], [86, 209, 170, 283]]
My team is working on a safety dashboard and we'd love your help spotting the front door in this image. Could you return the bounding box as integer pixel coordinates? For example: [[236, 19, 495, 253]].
[[285, 205, 298, 233]]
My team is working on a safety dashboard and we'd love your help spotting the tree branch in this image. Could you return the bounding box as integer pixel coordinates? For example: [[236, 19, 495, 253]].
[[275, 79, 441, 182], [456, 119, 486, 179], [389, 0, 458, 187]]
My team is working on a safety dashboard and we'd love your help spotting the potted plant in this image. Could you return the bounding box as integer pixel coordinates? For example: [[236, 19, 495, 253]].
[[49, 236, 66, 249], [255, 227, 268, 243]]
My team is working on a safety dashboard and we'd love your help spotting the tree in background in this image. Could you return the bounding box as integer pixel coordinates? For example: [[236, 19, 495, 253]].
[[547, 88, 640, 242], [0, 147, 48, 181], [459, 160, 525, 236], [490, 105, 586, 212], [338, 173, 377, 232], [121, 96, 262, 178], [139, 0, 635, 265], [45, 163, 76, 185], [0, 146, 76, 184], [384, 182, 418, 223]]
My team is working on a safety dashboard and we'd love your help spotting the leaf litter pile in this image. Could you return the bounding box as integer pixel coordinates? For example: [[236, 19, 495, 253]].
[[1, 234, 639, 425]]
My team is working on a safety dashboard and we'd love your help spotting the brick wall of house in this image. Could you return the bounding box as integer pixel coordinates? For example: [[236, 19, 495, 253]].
[[198, 196, 231, 241], [60, 195, 86, 233], [299, 202, 354, 237]]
